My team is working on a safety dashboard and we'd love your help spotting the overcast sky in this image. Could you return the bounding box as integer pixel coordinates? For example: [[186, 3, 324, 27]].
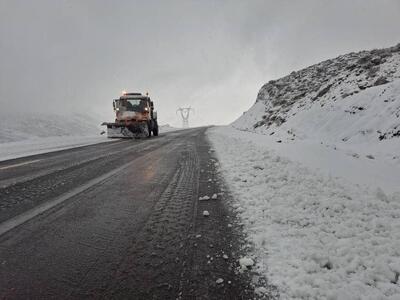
[[1, 0, 399, 127]]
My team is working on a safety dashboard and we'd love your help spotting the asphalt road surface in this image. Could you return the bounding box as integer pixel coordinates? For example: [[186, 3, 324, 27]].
[[0, 128, 263, 299]]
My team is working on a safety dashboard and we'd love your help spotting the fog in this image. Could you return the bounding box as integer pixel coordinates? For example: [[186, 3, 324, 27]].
[[1, 0, 399, 127]]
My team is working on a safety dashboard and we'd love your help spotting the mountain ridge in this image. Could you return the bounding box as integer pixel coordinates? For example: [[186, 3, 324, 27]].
[[233, 43, 400, 147]]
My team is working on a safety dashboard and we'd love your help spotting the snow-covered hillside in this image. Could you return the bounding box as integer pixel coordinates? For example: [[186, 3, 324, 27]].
[[233, 44, 400, 165], [0, 112, 102, 143], [208, 44, 400, 299], [0, 112, 108, 161]]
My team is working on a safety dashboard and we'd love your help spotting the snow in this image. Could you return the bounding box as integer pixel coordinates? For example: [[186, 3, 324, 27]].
[[0, 112, 103, 143], [0, 135, 110, 162], [231, 81, 400, 194], [255, 286, 269, 296], [216, 278, 224, 284], [0, 111, 111, 161], [239, 257, 255, 269], [215, 124, 400, 195], [202, 210, 210, 217], [159, 124, 181, 133], [207, 44, 400, 299], [229, 45, 400, 193], [211, 193, 218, 200], [0, 112, 180, 162], [208, 126, 400, 299]]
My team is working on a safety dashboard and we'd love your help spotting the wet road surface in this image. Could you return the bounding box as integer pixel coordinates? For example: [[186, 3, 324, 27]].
[[0, 128, 260, 299]]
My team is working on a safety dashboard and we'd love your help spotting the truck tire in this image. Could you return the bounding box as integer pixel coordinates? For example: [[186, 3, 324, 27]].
[[147, 122, 152, 138], [153, 122, 159, 136]]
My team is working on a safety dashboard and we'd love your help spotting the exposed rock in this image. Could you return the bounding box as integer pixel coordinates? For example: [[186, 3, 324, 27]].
[[314, 84, 333, 100], [374, 76, 389, 86], [390, 43, 400, 53], [358, 54, 371, 64], [371, 56, 382, 65]]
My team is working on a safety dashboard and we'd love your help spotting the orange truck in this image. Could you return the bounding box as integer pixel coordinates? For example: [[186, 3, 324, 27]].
[[102, 92, 159, 138]]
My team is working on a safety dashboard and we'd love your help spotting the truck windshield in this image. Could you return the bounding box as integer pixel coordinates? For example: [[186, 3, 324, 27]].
[[120, 99, 147, 112]]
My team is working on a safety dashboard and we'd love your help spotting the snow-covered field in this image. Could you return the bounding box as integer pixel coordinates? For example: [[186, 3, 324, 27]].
[[208, 44, 400, 299], [0, 112, 108, 161], [0, 135, 109, 162], [0, 112, 103, 143]]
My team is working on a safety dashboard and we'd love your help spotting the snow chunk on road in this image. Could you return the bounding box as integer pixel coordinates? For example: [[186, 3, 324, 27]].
[[239, 257, 254, 270], [199, 196, 210, 201], [216, 278, 224, 284], [211, 193, 218, 200], [202, 210, 210, 217]]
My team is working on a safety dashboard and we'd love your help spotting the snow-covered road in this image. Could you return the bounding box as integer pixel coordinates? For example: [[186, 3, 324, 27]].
[[208, 126, 400, 299]]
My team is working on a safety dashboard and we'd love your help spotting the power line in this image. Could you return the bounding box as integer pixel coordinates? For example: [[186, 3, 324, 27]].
[[176, 107, 194, 128]]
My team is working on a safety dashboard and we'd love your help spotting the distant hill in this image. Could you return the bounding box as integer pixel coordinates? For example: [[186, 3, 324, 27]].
[[0, 112, 103, 143], [159, 124, 180, 133]]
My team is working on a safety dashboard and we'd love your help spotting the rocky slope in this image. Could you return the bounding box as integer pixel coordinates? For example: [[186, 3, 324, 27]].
[[233, 43, 400, 148]]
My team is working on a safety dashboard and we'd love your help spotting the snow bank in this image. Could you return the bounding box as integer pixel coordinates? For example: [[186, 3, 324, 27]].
[[216, 124, 399, 196], [208, 126, 400, 299]]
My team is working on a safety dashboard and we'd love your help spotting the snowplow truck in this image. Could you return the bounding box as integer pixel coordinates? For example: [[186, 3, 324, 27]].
[[102, 92, 159, 138]]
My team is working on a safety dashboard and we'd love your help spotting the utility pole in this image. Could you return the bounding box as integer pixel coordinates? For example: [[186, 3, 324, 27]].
[[176, 107, 194, 128]]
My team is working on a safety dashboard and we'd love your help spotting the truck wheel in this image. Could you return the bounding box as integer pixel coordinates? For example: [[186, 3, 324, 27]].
[[147, 122, 152, 138], [153, 123, 159, 136]]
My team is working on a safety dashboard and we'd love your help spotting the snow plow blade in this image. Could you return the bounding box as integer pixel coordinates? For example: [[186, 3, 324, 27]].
[[101, 122, 149, 139]]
